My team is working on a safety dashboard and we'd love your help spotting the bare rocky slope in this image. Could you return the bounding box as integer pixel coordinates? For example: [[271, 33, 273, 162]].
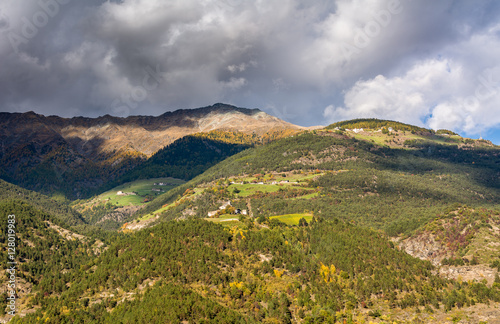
[[0, 103, 301, 158]]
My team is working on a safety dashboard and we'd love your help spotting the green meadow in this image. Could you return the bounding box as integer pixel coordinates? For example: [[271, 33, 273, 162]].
[[270, 213, 313, 225], [98, 177, 185, 207]]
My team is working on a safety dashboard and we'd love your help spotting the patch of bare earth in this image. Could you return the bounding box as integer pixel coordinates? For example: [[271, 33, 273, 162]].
[[45, 221, 86, 241], [46, 220, 106, 254], [385, 302, 500, 323], [97, 205, 145, 224], [394, 232, 499, 287], [394, 234, 449, 266], [123, 215, 159, 231], [439, 265, 498, 286]]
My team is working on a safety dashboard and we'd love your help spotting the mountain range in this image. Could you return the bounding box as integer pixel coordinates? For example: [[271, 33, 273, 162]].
[[0, 103, 303, 198], [0, 104, 500, 323]]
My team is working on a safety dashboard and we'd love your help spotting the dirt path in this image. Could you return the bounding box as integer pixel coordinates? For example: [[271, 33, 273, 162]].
[[246, 198, 254, 218]]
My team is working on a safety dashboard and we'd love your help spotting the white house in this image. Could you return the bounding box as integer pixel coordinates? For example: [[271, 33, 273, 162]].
[[219, 201, 232, 210]]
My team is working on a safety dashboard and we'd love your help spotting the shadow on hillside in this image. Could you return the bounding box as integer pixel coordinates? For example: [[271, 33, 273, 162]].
[[372, 143, 500, 193]]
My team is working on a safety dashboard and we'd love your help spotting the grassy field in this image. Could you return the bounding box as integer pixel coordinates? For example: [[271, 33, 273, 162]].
[[97, 177, 185, 207], [351, 130, 466, 148], [204, 213, 314, 227], [231, 183, 282, 197], [237, 171, 325, 184], [291, 192, 319, 200], [140, 200, 179, 220], [228, 172, 325, 198], [270, 213, 313, 225], [351, 132, 391, 146], [203, 214, 240, 226]]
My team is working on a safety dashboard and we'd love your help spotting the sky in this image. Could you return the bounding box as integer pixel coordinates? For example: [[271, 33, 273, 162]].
[[0, 0, 500, 144]]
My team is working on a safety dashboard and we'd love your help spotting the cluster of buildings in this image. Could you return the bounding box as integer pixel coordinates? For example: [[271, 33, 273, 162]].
[[207, 200, 248, 217]]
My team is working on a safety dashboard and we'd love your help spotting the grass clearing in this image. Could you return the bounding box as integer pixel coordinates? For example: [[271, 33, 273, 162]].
[[229, 172, 325, 198], [143, 200, 181, 220], [270, 213, 313, 226], [236, 171, 325, 184], [350, 131, 465, 148], [204, 214, 240, 227], [143, 187, 205, 220], [352, 132, 390, 146], [291, 192, 320, 200], [231, 184, 282, 197], [204, 214, 240, 222], [96, 177, 185, 207]]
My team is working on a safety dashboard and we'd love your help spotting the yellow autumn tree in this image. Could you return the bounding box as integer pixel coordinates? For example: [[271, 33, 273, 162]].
[[319, 262, 336, 283], [274, 269, 284, 278]]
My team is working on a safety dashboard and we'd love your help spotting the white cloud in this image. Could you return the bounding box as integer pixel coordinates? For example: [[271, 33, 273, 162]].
[[324, 59, 461, 125], [325, 54, 500, 135]]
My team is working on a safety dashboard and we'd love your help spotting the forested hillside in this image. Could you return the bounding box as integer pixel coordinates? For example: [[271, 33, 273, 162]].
[[0, 201, 104, 318], [0, 180, 85, 227], [116, 133, 253, 183], [9, 217, 500, 323]]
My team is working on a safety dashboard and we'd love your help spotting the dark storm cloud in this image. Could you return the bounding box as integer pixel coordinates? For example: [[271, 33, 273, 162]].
[[0, 0, 499, 140]]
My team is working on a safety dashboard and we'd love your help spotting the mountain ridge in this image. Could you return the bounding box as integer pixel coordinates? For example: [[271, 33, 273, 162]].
[[0, 103, 301, 156], [0, 103, 303, 198]]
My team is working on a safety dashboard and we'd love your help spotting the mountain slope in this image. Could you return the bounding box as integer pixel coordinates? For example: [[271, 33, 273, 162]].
[[117, 132, 254, 183], [10, 217, 500, 323], [0, 104, 302, 198], [0, 200, 101, 321], [139, 121, 499, 235], [0, 179, 85, 227]]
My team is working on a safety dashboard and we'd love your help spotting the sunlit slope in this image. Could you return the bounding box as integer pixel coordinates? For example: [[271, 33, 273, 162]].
[[140, 123, 499, 235]]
